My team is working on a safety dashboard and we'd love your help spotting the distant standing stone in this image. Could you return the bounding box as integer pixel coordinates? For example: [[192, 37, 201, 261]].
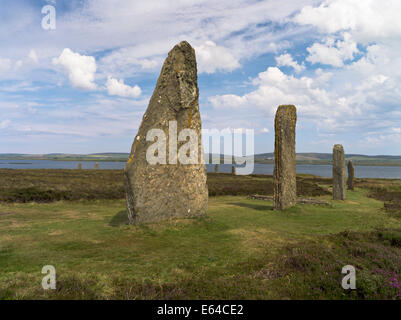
[[232, 165, 236, 175], [215, 164, 219, 173], [333, 144, 346, 200], [77, 163, 82, 170], [347, 160, 355, 190], [94, 162, 99, 170], [124, 41, 208, 224], [273, 105, 297, 210]]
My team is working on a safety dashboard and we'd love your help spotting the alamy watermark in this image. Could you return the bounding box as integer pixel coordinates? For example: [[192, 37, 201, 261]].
[[41, 5, 56, 30], [342, 265, 356, 290], [42, 265, 56, 290], [143, 121, 254, 175]]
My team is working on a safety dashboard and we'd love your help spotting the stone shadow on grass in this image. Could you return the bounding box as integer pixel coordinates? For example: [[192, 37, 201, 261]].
[[229, 202, 273, 211], [109, 210, 129, 227]]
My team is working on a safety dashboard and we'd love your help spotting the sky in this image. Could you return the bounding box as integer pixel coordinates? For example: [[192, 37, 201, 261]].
[[0, 0, 401, 155]]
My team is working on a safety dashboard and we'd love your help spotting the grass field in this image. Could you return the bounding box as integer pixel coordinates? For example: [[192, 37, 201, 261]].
[[0, 171, 401, 299]]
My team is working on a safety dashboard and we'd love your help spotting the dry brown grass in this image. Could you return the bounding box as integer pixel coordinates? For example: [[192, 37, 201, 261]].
[[0, 169, 330, 202]]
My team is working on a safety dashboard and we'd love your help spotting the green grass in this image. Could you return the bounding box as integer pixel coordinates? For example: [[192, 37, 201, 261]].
[[1, 185, 401, 299]]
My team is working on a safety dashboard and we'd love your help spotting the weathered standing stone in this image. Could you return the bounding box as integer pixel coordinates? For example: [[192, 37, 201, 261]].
[[333, 144, 346, 200], [215, 164, 219, 173], [77, 163, 82, 170], [124, 41, 208, 224], [232, 165, 236, 175], [273, 105, 297, 210], [347, 160, 355, 190], [94, 162, 99, 170]]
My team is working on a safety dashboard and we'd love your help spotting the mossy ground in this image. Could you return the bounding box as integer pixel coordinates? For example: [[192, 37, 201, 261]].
[[1, 172, 400, 299]]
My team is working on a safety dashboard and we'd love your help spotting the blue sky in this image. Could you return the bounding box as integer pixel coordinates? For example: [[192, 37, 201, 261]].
[[0, 0, 401, 155]]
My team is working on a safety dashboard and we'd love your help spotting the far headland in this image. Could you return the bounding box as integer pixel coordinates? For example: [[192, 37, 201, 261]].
[[1, 152, 401, 166]]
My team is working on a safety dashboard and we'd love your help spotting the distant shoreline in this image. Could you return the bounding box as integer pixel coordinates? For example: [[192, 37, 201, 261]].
[[0, 157, 400, 167], [0, 158, 125, 162], [256, 160, 401, 167]]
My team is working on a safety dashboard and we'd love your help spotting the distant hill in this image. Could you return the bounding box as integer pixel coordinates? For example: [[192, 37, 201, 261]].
[[255, 152, 401, 160], [0, 152, 400, 166], [254, 153, 401, 166], [0, 153, 130, 162]]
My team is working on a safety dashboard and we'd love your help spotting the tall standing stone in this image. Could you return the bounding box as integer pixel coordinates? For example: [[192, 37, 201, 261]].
[[333, 144, 346, 200], [124, 41, 208, 224], [273, 105, 297, 210], [215, 164, 219, 173], [232, 165, 236, 175], [77, 163, 82, 170], [94, 162, 99, 170], [347, 160, 355, 190]]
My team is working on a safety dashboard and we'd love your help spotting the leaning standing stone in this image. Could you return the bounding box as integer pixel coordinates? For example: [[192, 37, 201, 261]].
[[124, 41, 208, 224], [273, 105, 297, 210], [347, 160, 355, 190], [333, 144, 346, 200]]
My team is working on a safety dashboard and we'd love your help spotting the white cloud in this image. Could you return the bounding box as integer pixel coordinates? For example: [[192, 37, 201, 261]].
[[106, 77, 141, 98], [306, 33, 359, 67], [210, 67, 337, 118], [314, 68, 333, 85], [137, 58, 159, 69], [0, 81, 42, 92], [362, 132, 401, 148], [209, 94, 247, 109], [0, 1, 318, 81], [294, 0, 401, 43], [209, 64, 401, 135], [0, 0, 313, 80], [291, 0, 401, 140], [348, 44, 394, 75], [28, 49, 38, 63], [195, 41, 240, 74], [275, 53, 305, 73], [100, 38, 253, 77], [98, 47, 164, 78], [52, 48, 97, 90]]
